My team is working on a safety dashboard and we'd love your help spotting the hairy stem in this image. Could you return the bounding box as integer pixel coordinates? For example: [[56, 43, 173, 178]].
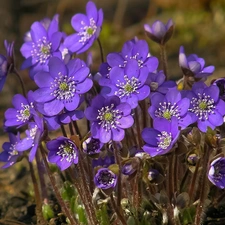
[[194, 144, 210, 225], [40, 145, 79, 225], [160, 44, 168, 79], [28, 159, 47, 225], [78, 156, 99, 225], [97, 38, 104, 63], [13, 68, 26, 96], [110, 194, 127, 225]]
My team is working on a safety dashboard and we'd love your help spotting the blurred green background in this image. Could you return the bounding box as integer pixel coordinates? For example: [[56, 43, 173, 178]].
[[1, 0, 225, 142]]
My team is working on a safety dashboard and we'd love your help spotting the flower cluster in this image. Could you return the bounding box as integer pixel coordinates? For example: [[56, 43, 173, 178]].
[[1, 1, 225, 225]]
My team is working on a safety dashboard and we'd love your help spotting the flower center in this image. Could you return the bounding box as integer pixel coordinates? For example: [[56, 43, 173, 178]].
[[97, 170, 115, 186], [31, 37, 52, 64], [115, 75, 141, 98], [87, 27, 94, 35], [157, 131, 172, 150], [163, 111, 172, 120], [124, 84, 133, 93], [16, 102, 34, 123], [59, 82, 69, 91], [189, 93, 215, 120], [155, 102, 180, 120], [79, 18, 97, 44], [97, 104, 122, 131], [104, 112, 113, 121], [199, 102, 207, 110], [50, 73, 76, 101], [57, 141, 77, 163]]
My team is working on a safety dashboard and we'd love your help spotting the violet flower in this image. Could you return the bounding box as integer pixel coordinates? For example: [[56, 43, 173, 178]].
[[94, 168, 117, 189], [212, 78, 225, 101], [185, 82, 225, 132], [0, 133, 23, 168], [33, 57, 92, 116], [4, 91, 36, 128], [146, 70, 176, 96], [20, 15, 63, 79], [47, 137, 79, 171], [106, 39, 158, 73], [179, 46, 215, 79], [149, 88, 194, 129], [92, 155, 115, 168], [85, 95, 134, 143], [64, 1, 103, 54], [122, 163, 136, 176], [82, 137, 104, 155], [208, 157, 225, 189], [142, 118, 180, 157], [44, 109, 84, 131], [101, 60, 150, 109], [0, 41, 15, 91], [144, 19, 174, 45], [16, 116, 44, 161]]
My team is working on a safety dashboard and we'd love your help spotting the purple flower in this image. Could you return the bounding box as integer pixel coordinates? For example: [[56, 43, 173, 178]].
[[4, 91, 36, 128], [64, 1, 103, 54], [47, 137, 79, 171], [38, 105, 84, 131], [33, 57, 92, 116], [16, 116, 44, 161], [106, 39, 158, 73], [179, 46, 215, 79], [0, 133, 23, 168], [122, 163, 136, 176], [149, 88, 193, 129], [146, 70, 176, 96], [101, 60, 150, 109], [85, 95, 134, 143], [0, 41, 15, 91], [82, 137, 104, 155], [92, 155, 115, 168], [142, 118, 180, 157], [144, 19, 174, 45], [208, 157, 225, 189], [94, 168, 117, 189], [148, 169, 160, 181], [20, 15, 63, 79], [185, 82, 225, 132], [212, 78, 225, 101]]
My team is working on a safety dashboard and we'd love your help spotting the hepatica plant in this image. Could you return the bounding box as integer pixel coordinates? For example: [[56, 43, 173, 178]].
[[1, 1, 225, 225]]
